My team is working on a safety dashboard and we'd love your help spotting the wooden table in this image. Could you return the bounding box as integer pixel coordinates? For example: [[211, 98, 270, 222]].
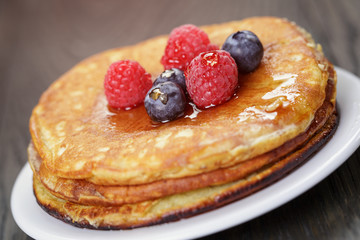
[[1, 0, 359, 239]]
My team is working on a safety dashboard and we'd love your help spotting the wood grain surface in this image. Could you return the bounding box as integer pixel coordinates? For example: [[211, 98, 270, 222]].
[[1, 0, 359, 239]]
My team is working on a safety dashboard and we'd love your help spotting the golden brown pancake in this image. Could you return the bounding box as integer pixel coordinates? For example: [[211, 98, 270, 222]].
[[30, 17, 333, 186], [28, 17, 338, 229], [29, 68, 336, 206], [33, 111, 338, 229]]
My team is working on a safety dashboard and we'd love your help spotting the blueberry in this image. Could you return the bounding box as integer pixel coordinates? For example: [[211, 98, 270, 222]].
[[222, 31, 263, 74], [144, 82, 186, 122], [153, 68, 187, 93]]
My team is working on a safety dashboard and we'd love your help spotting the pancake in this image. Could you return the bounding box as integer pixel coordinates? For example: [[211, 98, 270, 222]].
[[28, 17, 338, 229], [30, 17, 333, 186], [33, 111, 338, 229], [29, 69, 336, 206]]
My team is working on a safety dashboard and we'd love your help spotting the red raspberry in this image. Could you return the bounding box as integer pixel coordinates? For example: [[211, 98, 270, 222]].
[[185, 50, 238, 108], [161, 24, 211, 71], [104, 60, 152, 110]]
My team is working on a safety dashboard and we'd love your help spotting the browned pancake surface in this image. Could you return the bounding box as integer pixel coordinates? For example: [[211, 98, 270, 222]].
[[30, 17, 333, 186], [29, 70, 336, 206], [33, 110, 338, 229], [29, 17, 338, 230]]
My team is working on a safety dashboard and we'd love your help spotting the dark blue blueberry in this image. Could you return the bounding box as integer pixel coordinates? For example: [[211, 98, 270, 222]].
[[222, 30, 263, 74], [153, 68, 187, 93], [144, 82, 186, 122]]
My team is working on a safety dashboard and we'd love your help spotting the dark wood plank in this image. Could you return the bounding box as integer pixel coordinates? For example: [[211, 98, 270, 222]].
[[1, 0, 359, 239]]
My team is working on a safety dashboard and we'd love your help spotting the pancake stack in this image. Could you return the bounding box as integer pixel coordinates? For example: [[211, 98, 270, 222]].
[[29, 17, 338, 229]]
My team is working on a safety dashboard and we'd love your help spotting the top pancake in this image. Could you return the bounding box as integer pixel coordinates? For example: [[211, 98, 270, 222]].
[[30, 17, 333, 185]]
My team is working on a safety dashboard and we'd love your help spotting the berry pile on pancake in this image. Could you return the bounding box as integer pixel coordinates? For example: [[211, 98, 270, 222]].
[[28, 17, 338, 229]]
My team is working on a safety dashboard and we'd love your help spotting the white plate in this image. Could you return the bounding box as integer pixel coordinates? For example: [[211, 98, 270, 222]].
[[11, 67, 360, 240]]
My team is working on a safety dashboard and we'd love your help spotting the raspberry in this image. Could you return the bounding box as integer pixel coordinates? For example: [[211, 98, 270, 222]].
[[104, 60, 152, 110], [161, 24, 211, 71], [185, 50, 238, 108]]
